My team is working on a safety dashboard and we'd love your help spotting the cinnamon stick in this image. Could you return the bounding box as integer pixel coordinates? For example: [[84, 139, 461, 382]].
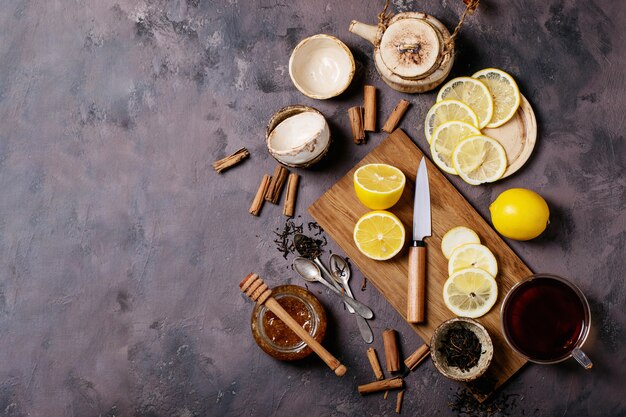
[[395, 390, 404, 413], [283, 173, 299, 217], [249, 174, 271, 216], [348, 106, 365, 144], [404, 343, 430, 371], [263, 178, 273, 201], [366, 347, 384, 381], [265, 165, 289, 204], [358, 377, 403, 395], [364, 85, 377, 132], [383, 329, 401, 372], [212, 147, 250, 173], [383, 390, 389, 400], [382, 99, 410, 133]]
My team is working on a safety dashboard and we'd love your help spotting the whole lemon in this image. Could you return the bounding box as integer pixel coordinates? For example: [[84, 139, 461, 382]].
[[489, 188, 549, 240]]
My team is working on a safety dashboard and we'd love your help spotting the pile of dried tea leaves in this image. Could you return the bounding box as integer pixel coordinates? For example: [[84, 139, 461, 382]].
[[273, 217, 327, 259], [439, 327, 483, 372], [448, 388, 525, 417]]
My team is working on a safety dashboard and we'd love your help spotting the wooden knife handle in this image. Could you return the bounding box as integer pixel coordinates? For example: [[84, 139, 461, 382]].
[[407, 242, 426, 323]]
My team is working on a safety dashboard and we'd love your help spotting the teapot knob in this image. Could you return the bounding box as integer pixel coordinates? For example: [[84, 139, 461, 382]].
[[397, 43, 421, 54]]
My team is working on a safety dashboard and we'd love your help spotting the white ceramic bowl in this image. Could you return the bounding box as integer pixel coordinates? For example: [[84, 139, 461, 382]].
[[289, 34, 355, 100], [266, 105, 331, 168]]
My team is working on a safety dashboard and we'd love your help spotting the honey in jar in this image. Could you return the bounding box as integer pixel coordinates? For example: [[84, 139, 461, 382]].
[[251, 285, 327, 361]]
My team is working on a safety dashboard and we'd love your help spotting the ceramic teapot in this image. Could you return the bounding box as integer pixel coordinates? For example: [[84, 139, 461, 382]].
[[350, 12, 454, 93]]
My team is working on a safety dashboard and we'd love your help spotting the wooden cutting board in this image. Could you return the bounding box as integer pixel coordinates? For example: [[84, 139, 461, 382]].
[[309, 129, 530, 401]]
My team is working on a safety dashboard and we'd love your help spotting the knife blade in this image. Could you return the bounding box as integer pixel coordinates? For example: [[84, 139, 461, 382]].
[[407, 157, 431, 323]]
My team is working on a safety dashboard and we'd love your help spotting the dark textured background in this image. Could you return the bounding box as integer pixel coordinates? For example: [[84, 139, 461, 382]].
[[0, 0, 624, 416]]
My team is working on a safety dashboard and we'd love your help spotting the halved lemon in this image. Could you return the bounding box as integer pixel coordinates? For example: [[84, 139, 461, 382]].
[[448, 243, 498, 277], [354, 164, 406, 210], [472, 68, 521, 128], [430, 121, 481, 174], [441, 226, 481, 259], [452, 135, 507, 185], [437, 77, 494, 129], [353, 211, 405, 261], [443, 268, 498, 318], [423, 99, 479, 144]]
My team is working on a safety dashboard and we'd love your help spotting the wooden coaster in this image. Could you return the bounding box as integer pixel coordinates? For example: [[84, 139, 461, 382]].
[[482, 95, 537, 178]]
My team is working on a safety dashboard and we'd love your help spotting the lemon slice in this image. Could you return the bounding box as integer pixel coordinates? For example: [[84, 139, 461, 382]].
[[430, 121, 481, 174], [443, 268, 498, 318], [353, 211, 405, 261], [437, 77, 494, 129], [441, 226, 481, 259], [452, 135, 507, 185], [472, 68, 521, 128], [354, 164, 406, 210], [423, 99, 479, 144], [448, 243, 498, 277]]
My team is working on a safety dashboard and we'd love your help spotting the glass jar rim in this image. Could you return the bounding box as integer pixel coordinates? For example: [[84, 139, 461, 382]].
[[257, 292, 319, 354]]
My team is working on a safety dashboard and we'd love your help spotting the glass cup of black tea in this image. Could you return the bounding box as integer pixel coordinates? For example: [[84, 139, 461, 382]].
[[500, 274, 592, 369]]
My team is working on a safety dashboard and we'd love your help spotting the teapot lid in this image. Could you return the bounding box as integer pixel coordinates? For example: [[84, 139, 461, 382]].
[[379, 17, 442, 79]]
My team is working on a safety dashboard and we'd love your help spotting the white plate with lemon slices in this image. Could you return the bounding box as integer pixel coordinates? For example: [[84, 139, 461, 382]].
[[425, 69, 537, 183]]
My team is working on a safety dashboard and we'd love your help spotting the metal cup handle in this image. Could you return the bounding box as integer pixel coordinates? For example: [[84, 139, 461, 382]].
[[571, 347, 593, 369]]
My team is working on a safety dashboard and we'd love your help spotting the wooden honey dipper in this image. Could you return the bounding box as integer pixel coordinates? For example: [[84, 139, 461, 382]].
[[239, 273, 347, 377]]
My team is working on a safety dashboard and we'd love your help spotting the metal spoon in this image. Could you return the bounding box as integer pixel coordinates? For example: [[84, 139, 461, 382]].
[[329, 254, 356, 301], [293, 257, 374, 320], [329, 254, 374, 344], [293, 233, 356, 314]]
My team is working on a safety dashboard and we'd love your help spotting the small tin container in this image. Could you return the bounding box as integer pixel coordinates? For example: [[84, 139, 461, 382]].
[[251, 285, 327, 361]]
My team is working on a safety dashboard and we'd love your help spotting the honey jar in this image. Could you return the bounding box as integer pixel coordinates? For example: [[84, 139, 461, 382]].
[[251, 285, 327, 361]]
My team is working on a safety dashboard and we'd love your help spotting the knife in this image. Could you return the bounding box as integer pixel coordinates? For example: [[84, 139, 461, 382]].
[[407, 157, 431, 323]]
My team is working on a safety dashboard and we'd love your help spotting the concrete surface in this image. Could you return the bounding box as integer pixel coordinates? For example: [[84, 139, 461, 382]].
[[0, 0, 624, 416]]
